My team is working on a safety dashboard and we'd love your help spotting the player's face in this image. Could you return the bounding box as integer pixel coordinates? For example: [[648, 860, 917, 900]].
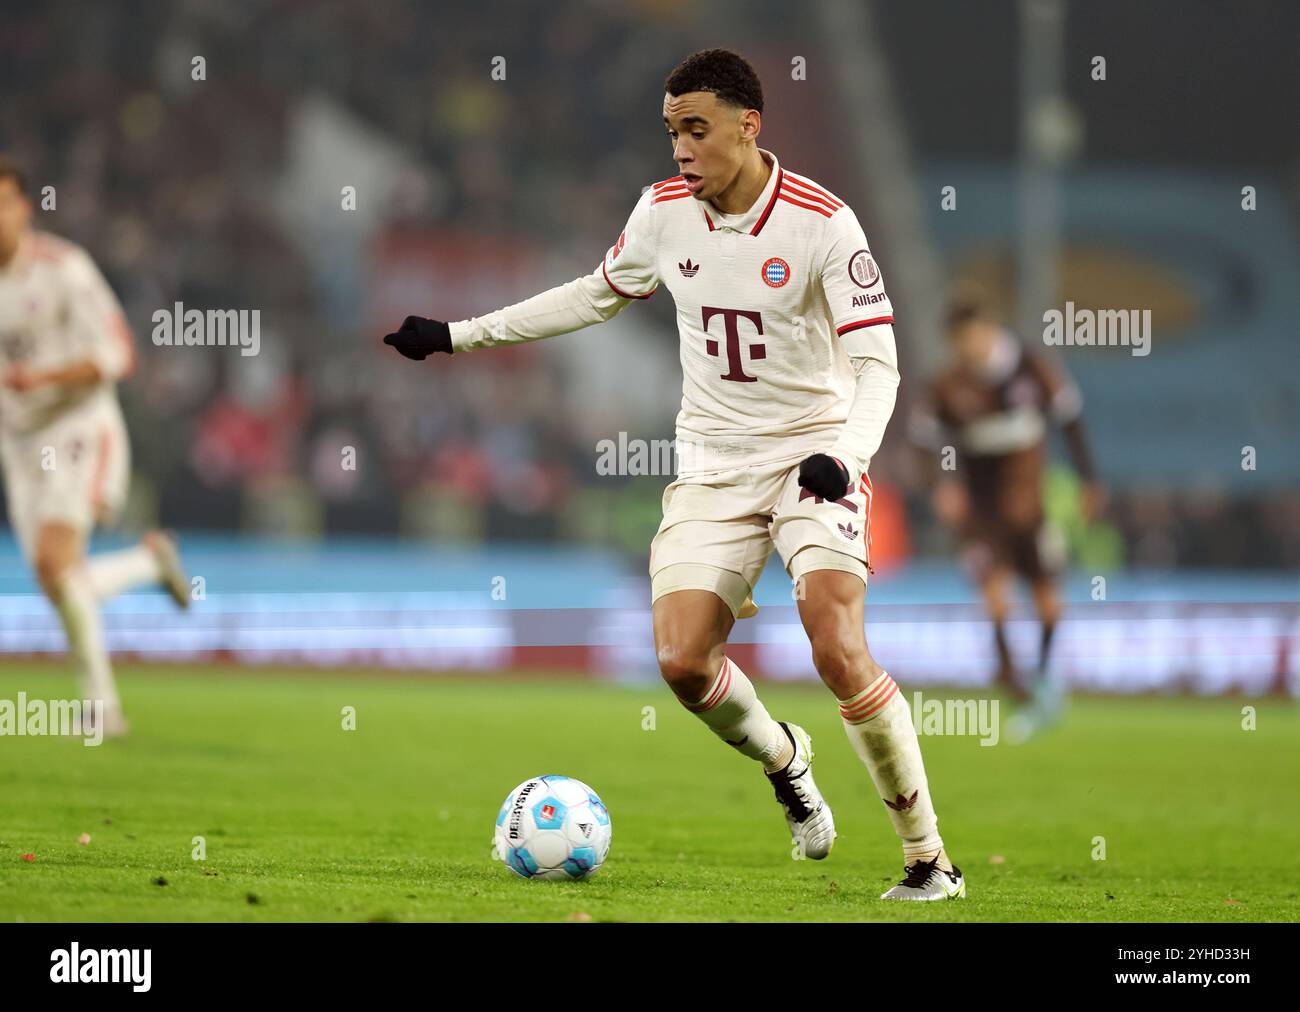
[[663, 91, 757, 200], [951, 319, 999, 372], [0, 178, 32, 260]]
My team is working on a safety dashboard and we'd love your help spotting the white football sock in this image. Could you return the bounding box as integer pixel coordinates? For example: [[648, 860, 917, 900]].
[[682, 657, 793, 771], [55, 567, 122, 715], [839, 671, 944, 861], [85, 545, 161, 601]]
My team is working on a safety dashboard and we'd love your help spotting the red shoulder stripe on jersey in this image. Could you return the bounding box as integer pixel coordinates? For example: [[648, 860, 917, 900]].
[[780, 177, 842, 212], [836, 315, 894, 335], [777, 192, 834, 218], [602, 260, 657, 300], [779, 186, 838, 216], [783, 172, 844, 208], [652, 188, 692, 204], [750, 166, 784, 236], [653, 175, 685, 191]]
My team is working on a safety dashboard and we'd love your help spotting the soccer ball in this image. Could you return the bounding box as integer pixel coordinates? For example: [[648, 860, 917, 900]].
[[493, 775, 612, 880]]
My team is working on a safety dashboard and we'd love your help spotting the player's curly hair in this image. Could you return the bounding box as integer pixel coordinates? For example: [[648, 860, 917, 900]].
[[0, 155, 28, 196], [665, 49, 764, 113]]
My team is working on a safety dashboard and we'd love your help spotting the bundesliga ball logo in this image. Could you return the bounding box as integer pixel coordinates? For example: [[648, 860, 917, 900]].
[[761, 257, 790, 288]]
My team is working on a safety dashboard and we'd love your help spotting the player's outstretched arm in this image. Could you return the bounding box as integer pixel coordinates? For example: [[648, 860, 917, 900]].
[[382, 188, 660, 362], [380, 270, 635, 362]]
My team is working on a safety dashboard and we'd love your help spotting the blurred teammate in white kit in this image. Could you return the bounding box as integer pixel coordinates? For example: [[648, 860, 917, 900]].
[[0, 156, 190, 738]]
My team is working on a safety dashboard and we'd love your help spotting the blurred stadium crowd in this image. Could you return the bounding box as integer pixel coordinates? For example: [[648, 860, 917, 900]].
[[3, 0, 1296, 570]]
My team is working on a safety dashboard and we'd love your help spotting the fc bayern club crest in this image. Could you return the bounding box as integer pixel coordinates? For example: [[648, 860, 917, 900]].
[[761, 257, 790, 288], [848, 249, 881, 288]]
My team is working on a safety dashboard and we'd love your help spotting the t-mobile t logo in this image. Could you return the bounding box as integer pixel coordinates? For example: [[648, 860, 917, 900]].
[[701, 307, 765, 382]]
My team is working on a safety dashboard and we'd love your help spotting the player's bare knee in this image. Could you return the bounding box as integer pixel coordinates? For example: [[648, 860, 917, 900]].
[[34, 550, 71, 600], [810, 634, 878, 694], [656, 641, 722, 702]]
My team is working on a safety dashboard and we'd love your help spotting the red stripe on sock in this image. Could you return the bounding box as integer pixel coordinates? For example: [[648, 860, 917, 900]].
[[686, 658, 732, 713], [839, 676, 897, 721], [839, 675, 894, 714], [837, 676, 899, 718]]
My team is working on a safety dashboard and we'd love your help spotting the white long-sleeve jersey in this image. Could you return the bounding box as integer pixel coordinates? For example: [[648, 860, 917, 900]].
[[448, 148, 899, 480], [0, 231, 135, 436]]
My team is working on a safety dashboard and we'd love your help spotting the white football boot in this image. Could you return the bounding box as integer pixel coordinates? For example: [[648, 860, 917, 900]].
[[880, 854, 967, 900], [144, 530, 191, 610], [766, 722, 836, 860]]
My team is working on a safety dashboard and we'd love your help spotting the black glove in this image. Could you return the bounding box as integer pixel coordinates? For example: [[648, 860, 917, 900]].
[[383, 315, 452, 360], [798, 453, 850, 500]]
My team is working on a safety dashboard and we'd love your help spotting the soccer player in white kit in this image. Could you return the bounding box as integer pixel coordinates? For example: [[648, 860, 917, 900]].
[[0, 158, 191, 738], [383, 50, 964, 899]]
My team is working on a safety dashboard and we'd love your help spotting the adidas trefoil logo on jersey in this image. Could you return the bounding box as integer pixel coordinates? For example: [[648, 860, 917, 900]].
[[679, 258, 700, 278], [837, 521, 859, 541]]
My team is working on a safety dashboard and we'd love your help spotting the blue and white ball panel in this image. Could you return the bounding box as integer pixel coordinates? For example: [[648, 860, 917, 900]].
[[563, 846, 599, 879], [505, 846, 539, 878]]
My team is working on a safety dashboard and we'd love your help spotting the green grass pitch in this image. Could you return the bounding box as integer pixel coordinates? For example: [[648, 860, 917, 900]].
[[1, 664, 1296, 922]]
